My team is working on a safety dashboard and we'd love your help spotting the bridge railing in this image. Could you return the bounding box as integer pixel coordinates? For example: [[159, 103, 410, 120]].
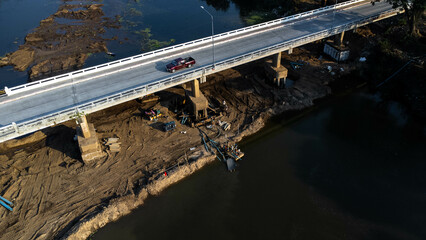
[[0, 7, 402, 143], [5, 0, 367, 96]]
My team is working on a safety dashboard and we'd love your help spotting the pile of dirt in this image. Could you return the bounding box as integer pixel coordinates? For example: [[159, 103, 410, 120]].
[[0, 2, 119, 79]]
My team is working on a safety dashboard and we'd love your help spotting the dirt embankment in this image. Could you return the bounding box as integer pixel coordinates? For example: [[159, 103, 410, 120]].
[[0, 2, 119, 79]]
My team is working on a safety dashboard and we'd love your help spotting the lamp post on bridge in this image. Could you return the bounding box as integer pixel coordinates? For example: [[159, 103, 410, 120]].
[[333, 0, 338, 32], [200, 6, 215, 70]]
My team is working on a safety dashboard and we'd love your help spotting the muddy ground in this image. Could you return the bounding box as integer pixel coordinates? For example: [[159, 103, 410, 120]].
[[0, 18, 424, 240]]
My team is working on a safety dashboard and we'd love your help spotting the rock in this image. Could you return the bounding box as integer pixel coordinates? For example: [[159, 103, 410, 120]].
[[8, 48, 35, 71], [25, 33, 43, 43], [0, 56, 9, 67], [29, 60, 51, 79], [40, 17, 54, 25]]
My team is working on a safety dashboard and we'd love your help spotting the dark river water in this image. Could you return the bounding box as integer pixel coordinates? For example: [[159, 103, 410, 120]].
[[93, 92, 426, 240]]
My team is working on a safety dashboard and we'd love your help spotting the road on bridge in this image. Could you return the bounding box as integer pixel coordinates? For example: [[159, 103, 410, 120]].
[[0, 0, 397, 139]]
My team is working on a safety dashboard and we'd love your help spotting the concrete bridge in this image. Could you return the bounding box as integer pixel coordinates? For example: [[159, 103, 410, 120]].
[[0, 0, 403, 143]]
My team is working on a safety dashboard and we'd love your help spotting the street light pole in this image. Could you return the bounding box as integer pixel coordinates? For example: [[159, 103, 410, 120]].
[[333, 0, 338, 30], [200, 6, 215, 70]]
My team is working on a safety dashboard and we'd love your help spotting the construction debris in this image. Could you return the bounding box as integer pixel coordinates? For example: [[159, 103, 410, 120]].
[[198, 129, 244, 172], [139, 94, 160, 104], [0, 195, 13, 211], [290, 61, 304, 70], [103, 137, 121, 153], [144, 109, 162, 121], [218, 120, 231, 131], [163, 121, 176, 132]]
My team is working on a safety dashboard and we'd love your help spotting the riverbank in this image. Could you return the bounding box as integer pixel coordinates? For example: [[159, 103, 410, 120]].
[[0, 19, 423, 239]]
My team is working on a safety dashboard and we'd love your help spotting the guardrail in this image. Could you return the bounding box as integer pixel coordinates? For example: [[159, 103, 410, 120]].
[[5, 0, 367, 96], [0, 7, 402, 144]]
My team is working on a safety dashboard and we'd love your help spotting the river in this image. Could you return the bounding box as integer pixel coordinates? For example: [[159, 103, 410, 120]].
[[93, 91, 426, 240]]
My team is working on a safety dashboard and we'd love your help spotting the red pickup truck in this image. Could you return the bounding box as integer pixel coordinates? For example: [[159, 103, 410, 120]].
[[166, 57, 196, 73]]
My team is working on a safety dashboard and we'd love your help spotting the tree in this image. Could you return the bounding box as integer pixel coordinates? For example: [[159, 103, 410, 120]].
[[374, 0, 426, 36]]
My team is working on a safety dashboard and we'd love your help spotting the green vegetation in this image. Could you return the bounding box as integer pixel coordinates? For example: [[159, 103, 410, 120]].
[[134, 28, 176, 51], [128, 8, 142, 17], [243, 11, 270, 25], [69, 111, 86, 122]]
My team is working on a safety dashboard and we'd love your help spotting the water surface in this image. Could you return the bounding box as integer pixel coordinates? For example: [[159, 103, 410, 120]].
[[94, 92, 426, 240]]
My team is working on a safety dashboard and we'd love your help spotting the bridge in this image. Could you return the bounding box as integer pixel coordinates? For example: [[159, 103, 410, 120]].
[[0, 0, 402, 143]]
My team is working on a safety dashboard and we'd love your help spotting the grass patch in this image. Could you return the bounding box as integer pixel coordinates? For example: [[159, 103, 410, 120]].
[[243, 11, 272, 25], [134, 28, 175, 51]]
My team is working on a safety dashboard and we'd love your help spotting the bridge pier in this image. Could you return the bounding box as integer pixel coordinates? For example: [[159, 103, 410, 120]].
[[265, 52, 288, 88], [324, 30, 349, 61], [334, 31, 345, 46], [186, 79, 208, 121], [191, 79, 200, 98], [273, 52, 281, 67], [76, 115, 104, 163]]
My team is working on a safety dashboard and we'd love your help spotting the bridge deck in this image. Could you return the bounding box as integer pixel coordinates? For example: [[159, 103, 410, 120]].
[[0, 0, 400, 142]]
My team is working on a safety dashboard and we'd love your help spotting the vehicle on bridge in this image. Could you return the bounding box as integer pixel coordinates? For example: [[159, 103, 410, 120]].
[[166, 57, 196, 73]]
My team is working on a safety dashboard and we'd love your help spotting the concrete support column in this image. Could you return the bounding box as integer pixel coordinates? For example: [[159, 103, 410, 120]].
[[191, 79, 200, 98], [288, 48, 293, 54], [78, 115, 91, 138], [335, 31, 345, 46], [272, 52, 281, 68], [76, 115, 104, 163]]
